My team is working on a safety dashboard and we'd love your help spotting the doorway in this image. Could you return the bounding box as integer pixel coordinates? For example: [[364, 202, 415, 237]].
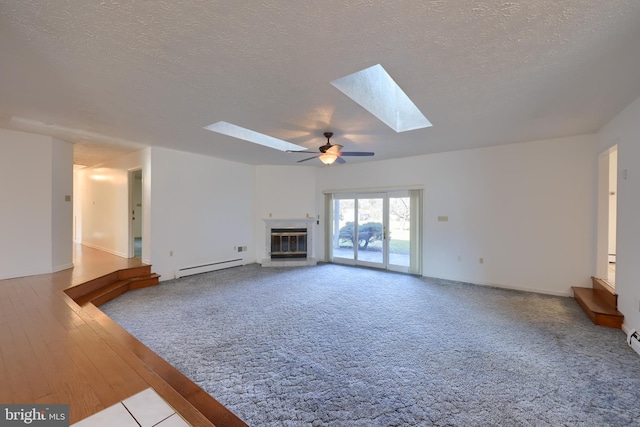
[[328, 190, 422, 274], [607, 147, 618, 286], [597, 146, 617, 286], [129, 169, 143, 259]]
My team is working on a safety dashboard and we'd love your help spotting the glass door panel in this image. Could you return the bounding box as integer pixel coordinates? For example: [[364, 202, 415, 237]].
[[388, 195, 411, 273], [355, 195, 385, 268], [331, 198, 355, 261]]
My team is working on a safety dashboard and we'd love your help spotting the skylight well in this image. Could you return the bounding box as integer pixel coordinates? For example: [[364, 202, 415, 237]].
[[331, 64, 432, 133], [203, 121, 306, 152]]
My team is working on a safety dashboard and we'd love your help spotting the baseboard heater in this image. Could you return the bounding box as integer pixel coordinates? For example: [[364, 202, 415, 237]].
[[627, 329, 640, 357], [175, 258, 244, 278]]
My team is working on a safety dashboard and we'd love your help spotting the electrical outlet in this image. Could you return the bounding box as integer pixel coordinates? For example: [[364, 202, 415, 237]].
[[479, 257, 484, 264], [170, 250, 173, 256], [457, 256, 461, 262]]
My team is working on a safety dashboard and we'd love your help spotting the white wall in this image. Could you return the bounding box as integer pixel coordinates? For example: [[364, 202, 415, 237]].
[[254, 165, 318, 262], [73, 166, 84, 243], [77, 149, 150, 258], [597, 94, 640, 332], [0, 121, 607, 301], [0, 128, 72, 279], [315, 135, 596, 296], [3, 122, 596, 300], [51, 137, 74, 271], [149, 147, 255, 280]]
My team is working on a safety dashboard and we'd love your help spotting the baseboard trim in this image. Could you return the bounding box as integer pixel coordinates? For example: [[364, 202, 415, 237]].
[[52, 263, 74, 273], [175, 258, 245, 278], [82, 241, 128, 258], [422, 275, 572, 297]]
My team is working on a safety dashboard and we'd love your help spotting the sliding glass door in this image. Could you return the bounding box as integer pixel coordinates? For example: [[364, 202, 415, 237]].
[[329, 190, 421, 274]]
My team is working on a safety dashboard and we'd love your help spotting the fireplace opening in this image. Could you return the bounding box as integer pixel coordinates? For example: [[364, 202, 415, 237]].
[[271, 228, 307, 259]]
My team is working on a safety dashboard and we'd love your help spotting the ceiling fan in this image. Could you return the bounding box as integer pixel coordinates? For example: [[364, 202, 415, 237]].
[[289, 132, 374, 165]]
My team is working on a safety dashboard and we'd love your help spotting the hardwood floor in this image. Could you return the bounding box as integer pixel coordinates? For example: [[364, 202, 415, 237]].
[[0, 245, 246, 426]]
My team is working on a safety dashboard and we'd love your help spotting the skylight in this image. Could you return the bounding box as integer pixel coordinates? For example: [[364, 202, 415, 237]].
[[331, 64, 432, 133], [203, 121, 306, 152]]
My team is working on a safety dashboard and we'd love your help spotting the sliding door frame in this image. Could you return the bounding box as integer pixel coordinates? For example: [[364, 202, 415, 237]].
[[324, 187, 423, 274]]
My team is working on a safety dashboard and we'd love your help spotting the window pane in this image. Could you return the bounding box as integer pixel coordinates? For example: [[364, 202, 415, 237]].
[[356, 197, 384, 265], [389, 197, 410, 267], [332, 198, 355, 259]]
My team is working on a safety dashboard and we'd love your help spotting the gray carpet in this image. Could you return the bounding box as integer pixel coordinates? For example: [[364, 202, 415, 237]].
[[101, 263, 640, 426]]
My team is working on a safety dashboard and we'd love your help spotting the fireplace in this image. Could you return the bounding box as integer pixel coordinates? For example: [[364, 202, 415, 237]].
[[263, 218, 317, 267], [270, 228, 307, 259]]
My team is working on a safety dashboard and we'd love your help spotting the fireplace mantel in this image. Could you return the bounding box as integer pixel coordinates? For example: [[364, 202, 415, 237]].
[[262, 218, 317, 267]]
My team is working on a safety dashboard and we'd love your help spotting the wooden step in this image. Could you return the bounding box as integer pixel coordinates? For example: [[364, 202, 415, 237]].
[[76, 279, 130, 306], [65, 270, 119, 300], [572, 286, 623, 329], [118, 265, 152, 280], [65, 265, 160, 306], [129, 274, 161, 291], [76, 274, 160, 307], [591, 276, 617, 308], [65, 265, 153, 300]]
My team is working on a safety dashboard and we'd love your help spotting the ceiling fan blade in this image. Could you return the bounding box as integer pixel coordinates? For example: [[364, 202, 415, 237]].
[[287, 150, 317, 153], [336, 157, 347, 164], [297, 155, 319, 163], [337, 151, 375, 156]]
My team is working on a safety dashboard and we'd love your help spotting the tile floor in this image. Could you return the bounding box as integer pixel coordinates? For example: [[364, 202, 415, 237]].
[[72, 388, 191, 427]]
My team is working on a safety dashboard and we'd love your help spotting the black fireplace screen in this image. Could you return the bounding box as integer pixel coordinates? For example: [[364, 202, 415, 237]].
[[271, 228, 307, 259]]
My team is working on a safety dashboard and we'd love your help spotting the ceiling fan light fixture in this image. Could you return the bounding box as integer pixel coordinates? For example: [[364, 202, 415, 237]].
[[319, 153, 338, 165]]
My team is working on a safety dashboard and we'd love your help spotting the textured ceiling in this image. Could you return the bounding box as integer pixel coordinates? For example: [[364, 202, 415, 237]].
[[1, 1, 640, 167]]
